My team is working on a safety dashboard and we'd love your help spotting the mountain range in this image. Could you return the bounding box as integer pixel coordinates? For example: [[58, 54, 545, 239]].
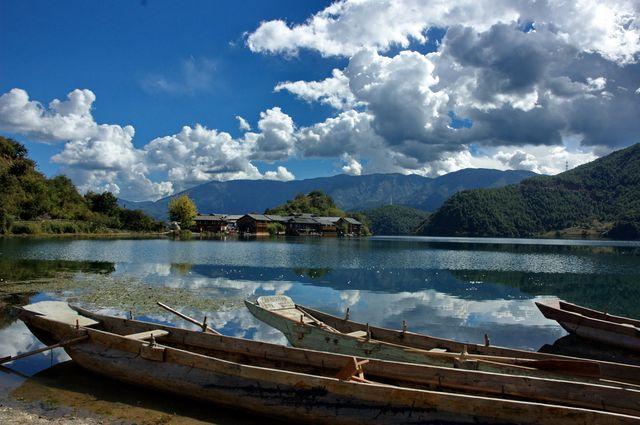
[[121, 169, 536, 219], [421, 143, 640, 239]]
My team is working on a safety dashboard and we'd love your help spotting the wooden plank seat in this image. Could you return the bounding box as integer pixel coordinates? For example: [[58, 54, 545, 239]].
[[335, 357, 370, 383], [124, 329, 169, 341]]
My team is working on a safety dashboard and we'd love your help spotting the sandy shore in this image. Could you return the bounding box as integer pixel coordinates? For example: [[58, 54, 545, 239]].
[[0, 405, 102, 424]]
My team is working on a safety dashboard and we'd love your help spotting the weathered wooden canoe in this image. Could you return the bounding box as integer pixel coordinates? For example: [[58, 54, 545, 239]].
[[537, 300, 640, 352], [14, 301, 640, 424], [245, 296, 640, 386]]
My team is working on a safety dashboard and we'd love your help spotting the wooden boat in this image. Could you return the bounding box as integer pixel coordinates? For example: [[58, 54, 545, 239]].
[[245, 295, 640, 386], [14, 301, 640, 424], [537, 300, 640, 352]]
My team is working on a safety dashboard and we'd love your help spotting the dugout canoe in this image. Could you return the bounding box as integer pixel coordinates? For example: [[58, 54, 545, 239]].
[[13, 301, 640, 424], [245, 295, 640, 386], [536, 300, 640, 352]]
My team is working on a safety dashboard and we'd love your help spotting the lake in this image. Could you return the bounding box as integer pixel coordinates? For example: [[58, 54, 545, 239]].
[[1, 235, 640, 423]]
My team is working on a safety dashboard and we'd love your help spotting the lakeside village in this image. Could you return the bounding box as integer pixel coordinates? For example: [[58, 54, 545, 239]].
[[189, 213, 364, 237]]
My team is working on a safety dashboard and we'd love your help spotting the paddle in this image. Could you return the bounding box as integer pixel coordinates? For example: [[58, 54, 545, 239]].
[[0, 335, 89, 365], [156, 302, 221, 335]]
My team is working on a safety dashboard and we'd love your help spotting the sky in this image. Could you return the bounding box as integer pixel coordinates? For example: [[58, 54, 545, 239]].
[[1, 0, 639, 201]]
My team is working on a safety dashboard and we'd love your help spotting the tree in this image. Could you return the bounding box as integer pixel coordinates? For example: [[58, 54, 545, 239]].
[[168, 195, 197, 228], [85, 191, 119, 216]]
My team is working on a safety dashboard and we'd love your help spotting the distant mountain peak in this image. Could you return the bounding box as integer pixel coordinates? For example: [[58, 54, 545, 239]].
[[121, 168, 537, 220]]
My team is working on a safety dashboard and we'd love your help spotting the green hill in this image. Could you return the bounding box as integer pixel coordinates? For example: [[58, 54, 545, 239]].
[[421, 144, 640, 240], [0, 136, 163, 235], [265, 190, 345, 217], [362, 205, 430, 235]]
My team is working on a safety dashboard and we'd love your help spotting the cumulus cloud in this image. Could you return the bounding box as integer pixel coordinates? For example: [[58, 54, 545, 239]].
[[235, 115, 251, 131], [246, 0, 640, 64], [0, 88, 97, 142], [263, 166, 295, 181], [341, 155, 363, 175], [0, 89, 301, 200], [249, 107, 296, 161], [246, 1, 640, 177], [275, 69, 358, 110]]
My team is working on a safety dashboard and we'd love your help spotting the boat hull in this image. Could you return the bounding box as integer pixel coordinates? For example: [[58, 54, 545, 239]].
[[537, 302, 640, 352], [245, 300, 640, 383]]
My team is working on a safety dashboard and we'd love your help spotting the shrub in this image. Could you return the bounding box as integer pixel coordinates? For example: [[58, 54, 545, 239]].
[[10, 222, 41, 234], [267, 222, 285, 236]]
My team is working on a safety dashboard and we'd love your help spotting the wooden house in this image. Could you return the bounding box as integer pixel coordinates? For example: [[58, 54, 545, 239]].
[[223, 214, 243, 233], [194, 214, 228, 233], [314, 217, 339, 235], [337, 217, 363, 236], [286, 215, 321, 235], [236, 214, 272, 235]]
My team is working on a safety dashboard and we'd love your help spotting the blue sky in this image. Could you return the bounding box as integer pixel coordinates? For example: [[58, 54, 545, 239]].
[[1, 1, 638, 200], [1, 0, 341, 178]]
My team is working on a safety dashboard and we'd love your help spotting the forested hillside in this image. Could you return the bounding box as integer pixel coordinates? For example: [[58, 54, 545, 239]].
[[422, 144, 640, 239], [0, 136, 163, 234], [265, 190, 345, 217], [362, 205, 430, 235]]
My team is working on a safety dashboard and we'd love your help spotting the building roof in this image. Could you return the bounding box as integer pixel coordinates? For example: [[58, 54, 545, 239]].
[[194, 214, 227, 221], [314, 217, 338, 226], [316, 216, 341, 223], [289, 217, 319, 225], [341, 217, 362, 225], [224, 214, 243, 221], [265, 215, 292, 222], [243, 214, 271, 221]]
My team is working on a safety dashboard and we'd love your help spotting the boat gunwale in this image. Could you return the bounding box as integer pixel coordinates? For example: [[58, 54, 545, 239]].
[[536, 302, 640, 336], [558, 301, 640, 328]]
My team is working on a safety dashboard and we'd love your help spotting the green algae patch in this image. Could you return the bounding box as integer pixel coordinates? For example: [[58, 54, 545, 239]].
[[72, 274, 240, 315], [0, 271, 239, 317]]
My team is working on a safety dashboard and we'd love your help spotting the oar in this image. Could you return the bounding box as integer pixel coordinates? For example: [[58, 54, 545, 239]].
[[156, 302, 221, 335], [0, 335, 89, 365]]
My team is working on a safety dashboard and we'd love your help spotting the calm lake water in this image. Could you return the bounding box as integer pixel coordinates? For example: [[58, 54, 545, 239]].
[[1, 235, 639, 423]]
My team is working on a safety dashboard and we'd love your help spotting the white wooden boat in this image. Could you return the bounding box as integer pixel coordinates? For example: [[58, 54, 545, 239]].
[[246, 295, 640, 386], [537, 300, 640, 352], [12, 301, 640, 424]]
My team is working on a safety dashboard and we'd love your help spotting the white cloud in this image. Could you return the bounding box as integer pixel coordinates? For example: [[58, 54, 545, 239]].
[[275, 69, 358, 110], [341, 154, 363, 175], [263, 166, 295, 181], [0, 88, 97, 142], [586, 77, 607, 91], [0, 89, 301, 201], [235, 115, 251, 131], [495, 149, 540, 172], [249, 107, 296, 161], [143, 124, 263, 192], [247, 0, 640, 64]]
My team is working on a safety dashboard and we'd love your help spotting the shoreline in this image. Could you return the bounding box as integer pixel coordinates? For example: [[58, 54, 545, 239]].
[[0, 404, 99, 425]]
